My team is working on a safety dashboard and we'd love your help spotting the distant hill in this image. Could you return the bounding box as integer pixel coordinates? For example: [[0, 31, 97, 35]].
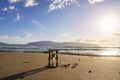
[[0, 42, 8, 46], [25, 41, 100, 48], [0, 41, 100, 48]]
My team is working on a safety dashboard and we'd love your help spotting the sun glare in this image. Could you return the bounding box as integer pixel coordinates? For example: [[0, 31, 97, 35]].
[[100, 15, 119, 33], [102, 49, 119, 55]]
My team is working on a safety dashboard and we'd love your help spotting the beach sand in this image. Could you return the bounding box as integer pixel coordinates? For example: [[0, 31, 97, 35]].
[[0, 52, 120, 80]]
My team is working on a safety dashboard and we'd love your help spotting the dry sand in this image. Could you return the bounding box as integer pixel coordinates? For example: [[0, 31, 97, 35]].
[[0, 52, 120, 80]]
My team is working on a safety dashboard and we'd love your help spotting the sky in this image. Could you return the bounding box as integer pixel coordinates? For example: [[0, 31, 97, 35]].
[[0, 0, 120, 47]]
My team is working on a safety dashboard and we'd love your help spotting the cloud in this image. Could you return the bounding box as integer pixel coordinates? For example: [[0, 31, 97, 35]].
[[0, 35, 23, 44], [88, 0, 104, 4], [8, 0, 20, 3], [32, 20, 46, 30], [26, 33, 32, 39], [48, 0, 79, 12], [56, 33, 100, 43], [2, 5, 15, 12], [24, 0, 39, 7], [8, 0, 39, 7], [56, 34, 84, 42], [9, 5, 15, 10], [98, 39, 108, 42], [85, 39, 96, 42], [14, 13, 21, 22], [113, 32, 120, 37], [59, 34, 70, 37], [0, 33, 33, 44], [32, 20, 46, 35], [2, 7, 8, 11]]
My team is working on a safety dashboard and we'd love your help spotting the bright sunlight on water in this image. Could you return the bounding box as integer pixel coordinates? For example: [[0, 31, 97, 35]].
[[101, 48, 119, 55]]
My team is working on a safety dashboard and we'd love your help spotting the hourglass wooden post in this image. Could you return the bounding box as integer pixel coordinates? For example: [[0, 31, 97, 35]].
[[48, 49, 58, 68]]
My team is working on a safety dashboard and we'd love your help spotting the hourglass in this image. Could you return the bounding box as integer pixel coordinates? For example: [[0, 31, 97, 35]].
[[48, 49, 58, 68]]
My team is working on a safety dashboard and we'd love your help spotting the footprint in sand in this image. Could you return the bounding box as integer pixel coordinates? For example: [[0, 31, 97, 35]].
[[60, 64, 70, 68], [88, 70, 92, 73], [20, 76, 25, 79], [22, 61, 30, 63], [71, 63, 78, 69]]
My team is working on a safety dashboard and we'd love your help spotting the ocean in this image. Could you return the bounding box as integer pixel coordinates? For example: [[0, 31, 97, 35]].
[[0, 47, 120, 56]]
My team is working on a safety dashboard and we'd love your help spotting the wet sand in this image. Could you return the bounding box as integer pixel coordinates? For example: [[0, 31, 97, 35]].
[[0, 52, 120, 80]]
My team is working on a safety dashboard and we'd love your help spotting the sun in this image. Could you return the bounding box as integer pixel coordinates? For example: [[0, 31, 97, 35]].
[[100, 15, 119, 33]]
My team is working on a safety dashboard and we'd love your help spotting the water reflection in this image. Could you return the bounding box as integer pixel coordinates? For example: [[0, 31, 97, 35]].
[[101, 49, 119, 55]]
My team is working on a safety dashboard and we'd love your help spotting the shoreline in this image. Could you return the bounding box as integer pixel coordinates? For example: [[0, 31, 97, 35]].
[[0, 50, 120, 57]]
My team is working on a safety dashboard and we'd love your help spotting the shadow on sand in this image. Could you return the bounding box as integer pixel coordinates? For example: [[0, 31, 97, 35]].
[[0, 66, 50, 80]]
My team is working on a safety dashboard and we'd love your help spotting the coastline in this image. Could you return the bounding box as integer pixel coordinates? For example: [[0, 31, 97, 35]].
[[0, 50, 120, 57]]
